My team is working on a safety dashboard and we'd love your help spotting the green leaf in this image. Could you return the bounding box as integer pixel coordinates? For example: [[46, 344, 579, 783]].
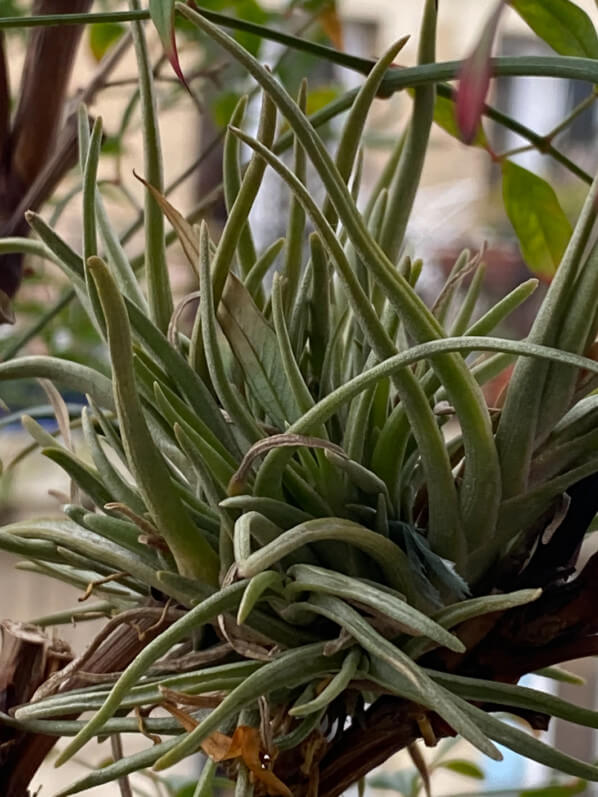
[[54, 581, 248, 764], [180, 2, 498, 553], [367, 770, 416, 796], [131, 12, 173, 333], [81, 406, 146, 514], [239, 517, 416, 598], [0, 356, 114, 411], [211, 90, 243, 129], [432, 92, 488, 148], [445, 691, 598, 781], [231, 0, 269, 56], [134, 172, 198, 274], [511, 0, 598, 58], [290, 647, 361, 717], [502, 160, 572, 280], [438, 760, 485, 779], [309, 595, 501, 762], [218, 274, 301, 428], [86, 256, 218, 584], [196, 223, 262, 445], [534, 666, 585, 686], [153, 644, 343, 770], [237, 570, 283, 624], [41, 447, 113, 508], [0, 518, 164, 596], [519, 780, 587, 797], [288, 564, 464, 651], [87, 22, 126, 61]]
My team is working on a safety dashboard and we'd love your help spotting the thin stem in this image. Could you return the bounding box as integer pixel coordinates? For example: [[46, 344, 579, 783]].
[[110, 734, 134, 797], [281, 81, 591, 184], [497, 143, 534, 159], [129, 0, 172, 332], [5, 8, 598, 87], [3, 9, 592, 363], [1, 10, 312, 359], [1, 288, 74, 361], [544, 88, 597, 143], [477, 94, 591, 183]]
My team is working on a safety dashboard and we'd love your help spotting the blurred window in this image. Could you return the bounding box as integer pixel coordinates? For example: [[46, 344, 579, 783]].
[[494, 35, 568, 174]]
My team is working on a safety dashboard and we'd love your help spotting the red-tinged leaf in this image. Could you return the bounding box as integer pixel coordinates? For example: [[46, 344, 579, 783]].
[[456, 0, 507, 144], [502, 160, 572, 281], [149, 0, 187, 87]]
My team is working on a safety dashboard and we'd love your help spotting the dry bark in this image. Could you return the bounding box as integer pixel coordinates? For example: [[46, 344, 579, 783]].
[[0, 607, 173, 797]]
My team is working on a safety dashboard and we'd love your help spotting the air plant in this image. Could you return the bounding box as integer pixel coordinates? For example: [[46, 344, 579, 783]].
[[3, 2, 598, 796]]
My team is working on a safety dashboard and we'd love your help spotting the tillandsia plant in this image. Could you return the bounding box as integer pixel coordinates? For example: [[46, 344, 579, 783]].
[[5, 1, 598, 796]]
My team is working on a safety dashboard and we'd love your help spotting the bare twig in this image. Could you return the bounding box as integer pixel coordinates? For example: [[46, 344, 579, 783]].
[[110, 733, 134, 797]]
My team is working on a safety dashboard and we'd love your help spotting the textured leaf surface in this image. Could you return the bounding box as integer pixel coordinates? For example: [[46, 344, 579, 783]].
[[218, 274, 301, 428], [87, 256, 218, 584]]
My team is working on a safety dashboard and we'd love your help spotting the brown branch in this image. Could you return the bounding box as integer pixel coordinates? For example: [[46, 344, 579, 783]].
[[0, 621, 73, 797], [0, 1, 134, 315], [0, 602, 181, 795], [281, 552, 598, 795]]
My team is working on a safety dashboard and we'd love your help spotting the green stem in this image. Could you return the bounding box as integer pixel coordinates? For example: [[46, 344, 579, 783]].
[[2, 8, 592, 363], [544, 88, 597, 143], [130, 0, 172, 333], [497, 143, 534, 159], [2, 5, 596, 84], [380, 0, 436, 262], [480, 97, 590, 183], [4, 8, 598, 99], [0, 4, 594, 182]]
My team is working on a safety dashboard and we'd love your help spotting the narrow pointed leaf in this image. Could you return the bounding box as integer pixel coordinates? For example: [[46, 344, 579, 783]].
[[153, 644, 343, 770], [134, 171, 198, 273], [86, 256, 218, 583], [456, 1, 507, 143], [54, 581, 248, 764], [288, 564, 464, 652], [149, 0, 187, 85], [218, 273, 301, 428]]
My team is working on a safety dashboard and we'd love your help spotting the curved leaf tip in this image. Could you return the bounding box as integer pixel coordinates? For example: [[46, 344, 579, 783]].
[[149, 0, 188, 88]]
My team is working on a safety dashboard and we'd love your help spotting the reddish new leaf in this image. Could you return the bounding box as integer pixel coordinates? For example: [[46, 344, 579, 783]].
[[456, 0, 507, 144], [149, 0, 188, 87]]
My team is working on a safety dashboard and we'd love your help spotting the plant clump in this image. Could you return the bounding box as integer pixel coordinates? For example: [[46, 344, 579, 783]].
[[3, 2, 598, 796]]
